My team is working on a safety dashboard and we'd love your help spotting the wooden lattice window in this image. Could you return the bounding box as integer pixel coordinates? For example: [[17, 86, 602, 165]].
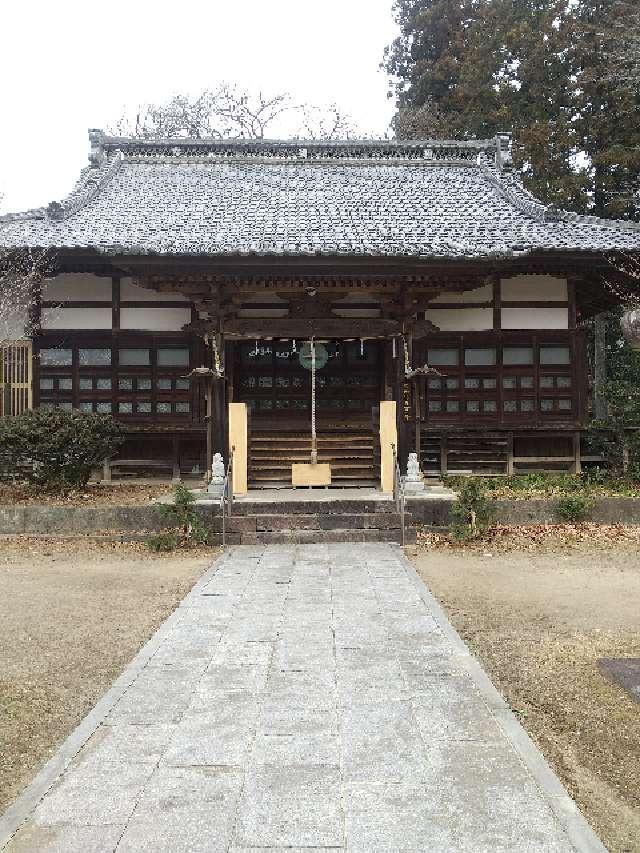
[[35, 336, 197, 422], [0, 341, 33, 417]]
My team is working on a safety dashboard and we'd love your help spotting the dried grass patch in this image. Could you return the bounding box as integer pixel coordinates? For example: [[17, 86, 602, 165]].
[[0, 482, 172, 507], [413, 543, 640, 852], [0, 538, 215, 811], [418, 522, 640, 554]]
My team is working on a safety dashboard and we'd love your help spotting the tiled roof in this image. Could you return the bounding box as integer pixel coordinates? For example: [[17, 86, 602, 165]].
[[2, 130, 640, 259]]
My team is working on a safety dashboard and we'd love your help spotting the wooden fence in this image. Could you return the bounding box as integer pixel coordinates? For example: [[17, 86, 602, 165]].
[[0, 341, 33, 417]]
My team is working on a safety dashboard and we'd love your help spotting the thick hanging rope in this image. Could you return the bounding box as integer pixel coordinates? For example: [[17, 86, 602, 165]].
[[311, 337, 317, 464]]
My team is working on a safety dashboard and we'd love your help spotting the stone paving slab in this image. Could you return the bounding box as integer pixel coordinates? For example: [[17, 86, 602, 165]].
[[0, 544, 606, 853]]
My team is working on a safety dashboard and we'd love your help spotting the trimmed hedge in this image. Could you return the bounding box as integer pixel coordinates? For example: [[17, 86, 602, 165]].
[[0, 409, 124, 492]]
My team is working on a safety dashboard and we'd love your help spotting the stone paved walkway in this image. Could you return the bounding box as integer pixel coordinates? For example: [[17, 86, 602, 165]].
[[2, 544, 603, 852]]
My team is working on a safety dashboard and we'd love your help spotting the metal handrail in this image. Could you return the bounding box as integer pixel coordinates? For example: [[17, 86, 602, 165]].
[[391, 443, 406, 547], [220, 447, 234, 548]]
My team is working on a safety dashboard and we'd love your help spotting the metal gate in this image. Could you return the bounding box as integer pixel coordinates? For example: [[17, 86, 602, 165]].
[[0, 341, 33, 417]]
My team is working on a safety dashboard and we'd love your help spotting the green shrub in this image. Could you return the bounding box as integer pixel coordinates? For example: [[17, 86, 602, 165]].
[[146, 532, 181, 552], [450, 479, 494, 541], [0, 409, 124, 493], [555, 494, 595, 522], [590, 380, 640, 477], [146, 483, 212, 551]]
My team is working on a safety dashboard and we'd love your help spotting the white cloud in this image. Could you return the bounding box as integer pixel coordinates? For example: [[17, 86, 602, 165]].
[[0, 0, 398, 213]]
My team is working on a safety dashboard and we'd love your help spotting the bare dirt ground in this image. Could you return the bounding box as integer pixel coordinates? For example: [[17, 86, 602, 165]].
[[0, 538, 215, 813], [413, 535, 640, 853]]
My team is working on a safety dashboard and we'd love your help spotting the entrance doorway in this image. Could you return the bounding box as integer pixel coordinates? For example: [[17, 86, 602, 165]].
[[232, 339, 382, 487]]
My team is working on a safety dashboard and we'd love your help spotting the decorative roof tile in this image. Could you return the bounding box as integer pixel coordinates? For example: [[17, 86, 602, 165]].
[[2, 130, 640, 259]]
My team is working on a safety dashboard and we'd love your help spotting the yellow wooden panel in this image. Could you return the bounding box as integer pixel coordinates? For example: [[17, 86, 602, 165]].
[[228, 402, 248, 496], [0, 341, 32, 417], [292, 463, 332, 487], [379, 400, 397, 494]]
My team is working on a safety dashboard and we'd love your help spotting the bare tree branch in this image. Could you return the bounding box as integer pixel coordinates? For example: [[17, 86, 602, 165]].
[[294, 103, 358, 140], [109, 84, 361, 141], [0, 201, 57, 346], [605, 250, 640, 307]]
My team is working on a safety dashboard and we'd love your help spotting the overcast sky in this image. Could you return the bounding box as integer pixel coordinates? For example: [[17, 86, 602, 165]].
[[0, 0, 399, 214]]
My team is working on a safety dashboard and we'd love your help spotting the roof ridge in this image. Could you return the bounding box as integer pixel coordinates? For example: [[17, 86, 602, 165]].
[[1, 151, 123, 226], [481, 166, 550, 224], [46, 152, 123, 222], [554, 207, 640, 233], [484, 166, 640, 233], [0, 206, 48, 225], [89, 128, 513, 167]]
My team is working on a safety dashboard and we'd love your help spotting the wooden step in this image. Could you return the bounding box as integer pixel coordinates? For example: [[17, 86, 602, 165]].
[[248, 469, 378, 477], [251, 461, 375, 470], [250, 440, 375, 448], [248, 425, 379, 487]]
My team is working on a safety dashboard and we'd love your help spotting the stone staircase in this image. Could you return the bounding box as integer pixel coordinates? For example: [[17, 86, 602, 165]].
[[207, 497, 417, 545]]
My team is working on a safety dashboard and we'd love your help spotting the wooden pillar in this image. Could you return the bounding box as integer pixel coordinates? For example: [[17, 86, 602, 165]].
[[171, 435, 181, 482], [414, 383, 421, 460], [394, 339, 408, 473], [2, 384, 10, 419], [383, 339, 394, 400], [440, 435, 448, 478], [212, 378, 226, 457], [572, 431, 582, 475], [507, 431, 514, 476], [380, 400, 397, 493], [229, 402, 248, 495], [205, 379, 213, 477]]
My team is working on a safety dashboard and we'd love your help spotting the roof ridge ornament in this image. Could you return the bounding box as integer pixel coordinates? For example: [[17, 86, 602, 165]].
[[88, 128, 106, 168], [494, 132, 513, 170]]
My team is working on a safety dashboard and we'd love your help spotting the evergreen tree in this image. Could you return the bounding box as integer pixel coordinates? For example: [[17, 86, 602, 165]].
[[573, 0, 640, 218], [384, 0, 640, 218]]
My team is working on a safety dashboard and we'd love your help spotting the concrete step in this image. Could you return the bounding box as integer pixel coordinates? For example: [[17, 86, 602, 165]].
[[224, 499, 399, 516], [220, 528, 417, 545], [211, 512, 414, 533]]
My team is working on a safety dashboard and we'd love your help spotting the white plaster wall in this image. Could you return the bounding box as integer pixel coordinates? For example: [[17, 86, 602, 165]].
[[501, 275, 568, 301], [41, 306, 113, 330], [501, 307, 569, 329], [120, 277, 189, 302], [120, 307, 192, 331], [426, 307, 494, 331], [430, 283, 493, 304], [42, 273, 112, 302]]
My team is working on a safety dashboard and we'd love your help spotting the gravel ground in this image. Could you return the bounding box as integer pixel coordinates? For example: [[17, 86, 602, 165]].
[[0, 538, 215, 813], [412, 540, 640, 853]]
